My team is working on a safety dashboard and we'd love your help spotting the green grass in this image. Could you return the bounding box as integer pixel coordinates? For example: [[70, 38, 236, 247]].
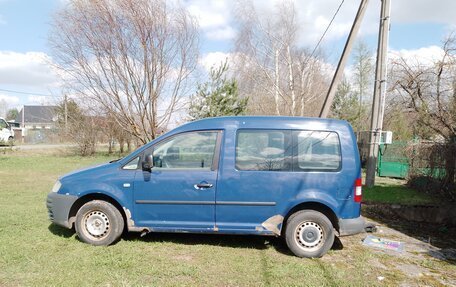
[[363, 176, 438, 206], [0, 150, 453, 286]]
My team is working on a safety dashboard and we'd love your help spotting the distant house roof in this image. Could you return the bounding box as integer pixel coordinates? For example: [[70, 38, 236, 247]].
[[15, 106, 57, 124]]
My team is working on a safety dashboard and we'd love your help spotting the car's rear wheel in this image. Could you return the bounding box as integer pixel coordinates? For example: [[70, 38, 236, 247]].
[[75, 200, 124, 246], [284, 210, 334, 258], [7, 136, 13, 146]]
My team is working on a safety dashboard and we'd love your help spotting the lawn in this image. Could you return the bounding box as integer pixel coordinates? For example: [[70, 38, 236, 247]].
[[363, 176, 438, 206], [0, 148, 454, 286]]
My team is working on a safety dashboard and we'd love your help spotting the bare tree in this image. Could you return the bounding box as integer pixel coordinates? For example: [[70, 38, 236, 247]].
[[50, 0, 199, 144], [391, 33, 456, 188], [99, 113, 133, 154], [352, 41, 373, 106], [233, 0, 329, 116], [56, 98, 100, 156], [352, 40, 374, 130], [391, 34, 456, 141]]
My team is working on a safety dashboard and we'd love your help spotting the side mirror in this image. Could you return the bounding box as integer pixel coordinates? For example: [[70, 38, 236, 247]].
[[142, 154, 153, 172]]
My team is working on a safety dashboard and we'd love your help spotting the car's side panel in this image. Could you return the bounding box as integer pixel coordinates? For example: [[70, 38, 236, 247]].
[[215, 119, 361, 233], [54, 116, 362, 237], [61, 167, 135, 212], [132, 169, 217, 229]]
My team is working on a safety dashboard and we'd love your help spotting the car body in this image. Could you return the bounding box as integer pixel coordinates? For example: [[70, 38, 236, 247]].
[[47, 116, 365, 257], [0, 117, 14, 144]]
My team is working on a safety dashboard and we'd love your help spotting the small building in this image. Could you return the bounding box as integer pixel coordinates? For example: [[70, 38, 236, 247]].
[[15, 105, 58, 129], [13, 105, 58, 143]]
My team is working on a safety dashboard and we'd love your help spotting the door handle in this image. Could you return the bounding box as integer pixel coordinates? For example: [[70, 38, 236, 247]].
[[194, 182, 213, 189]]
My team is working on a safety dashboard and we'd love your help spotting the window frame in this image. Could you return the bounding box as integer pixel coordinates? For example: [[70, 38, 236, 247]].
[[291, 130, 342, 172], [133, 130, 223, 172], [235, 129, 292, 172], [121, 156, 140, 171]]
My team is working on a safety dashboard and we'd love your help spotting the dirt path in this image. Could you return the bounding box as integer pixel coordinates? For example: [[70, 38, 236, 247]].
[[333, 217, 456, 286], [0, 144, 76, 150]]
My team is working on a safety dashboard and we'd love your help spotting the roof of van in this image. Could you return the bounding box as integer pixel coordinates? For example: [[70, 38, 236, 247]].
[[173, 116, 351, 133], [120, 116, 354, 165]]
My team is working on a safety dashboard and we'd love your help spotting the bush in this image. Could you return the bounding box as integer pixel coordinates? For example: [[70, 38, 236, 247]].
[[406, 141, 456, 201]]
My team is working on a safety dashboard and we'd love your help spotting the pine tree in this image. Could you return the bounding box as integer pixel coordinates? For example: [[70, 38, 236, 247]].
[[331, 78, 364, 130], [189, 61, 248, 120]]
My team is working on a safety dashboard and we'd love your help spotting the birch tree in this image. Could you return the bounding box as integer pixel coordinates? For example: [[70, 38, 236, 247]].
[[50, 0, 199, 144], [352, 41, 374, 130], [233, 0, 329, 116]]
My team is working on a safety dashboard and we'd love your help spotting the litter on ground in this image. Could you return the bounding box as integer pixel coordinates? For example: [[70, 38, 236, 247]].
[[363, 235, 404, 252]]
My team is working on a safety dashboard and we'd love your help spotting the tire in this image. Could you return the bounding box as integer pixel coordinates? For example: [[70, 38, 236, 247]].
[[284, 210, 335, 258], [7, 137, 13, 146], [75, 200, 124, 246]]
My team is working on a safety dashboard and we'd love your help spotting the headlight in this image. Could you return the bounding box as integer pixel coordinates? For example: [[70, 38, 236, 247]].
[[51, 181, 62, 193]]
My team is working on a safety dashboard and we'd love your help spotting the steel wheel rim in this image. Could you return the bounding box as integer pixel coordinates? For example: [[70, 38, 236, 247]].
[[83, 210, 110, 240], [294, 221, 324, 252]]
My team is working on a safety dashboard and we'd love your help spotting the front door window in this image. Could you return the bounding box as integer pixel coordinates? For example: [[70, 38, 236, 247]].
[[152, 131, 218, 170]]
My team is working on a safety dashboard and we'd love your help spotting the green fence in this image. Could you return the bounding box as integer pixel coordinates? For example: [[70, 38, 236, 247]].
[[377, 142, 409, 178], [377, 141, 449, 179]]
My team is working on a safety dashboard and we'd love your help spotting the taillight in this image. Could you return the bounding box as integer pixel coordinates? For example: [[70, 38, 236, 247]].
[[354, 178, 362, 203]]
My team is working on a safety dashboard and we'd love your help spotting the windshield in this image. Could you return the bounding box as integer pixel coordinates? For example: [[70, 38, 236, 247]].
[[0, 119, 8, 129]]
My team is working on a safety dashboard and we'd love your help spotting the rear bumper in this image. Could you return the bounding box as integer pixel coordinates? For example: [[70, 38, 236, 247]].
[[46, 192, 78, 229], [338, 216, 365, 236]]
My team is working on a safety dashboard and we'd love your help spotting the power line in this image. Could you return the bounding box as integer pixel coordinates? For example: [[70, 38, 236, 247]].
[[319, 0, 369, 118], [309, 0, 345, 59], [0, 88, 53, 97]]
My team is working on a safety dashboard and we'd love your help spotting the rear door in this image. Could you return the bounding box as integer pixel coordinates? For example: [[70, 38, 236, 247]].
[[215, 129, 344, 233], [133, 130, 222, 230]]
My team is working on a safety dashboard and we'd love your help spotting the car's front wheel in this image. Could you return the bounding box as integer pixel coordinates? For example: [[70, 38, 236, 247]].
[[284, 210, 335, 258], [75, 200, 124, 246]]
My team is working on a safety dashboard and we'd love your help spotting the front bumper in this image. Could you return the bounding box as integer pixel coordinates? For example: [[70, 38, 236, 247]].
[[338, 216, 366, 236], [46, 192, 78, 229]]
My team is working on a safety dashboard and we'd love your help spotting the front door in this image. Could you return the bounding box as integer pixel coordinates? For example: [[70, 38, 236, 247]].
[[133, 131, 221, 231]]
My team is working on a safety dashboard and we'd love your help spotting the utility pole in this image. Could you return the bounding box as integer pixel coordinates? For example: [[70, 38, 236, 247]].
[[21, 105, 25, 144], [365, 0, 391, 187], [319, 0, 369, 118], [64, 94, 68, 132]]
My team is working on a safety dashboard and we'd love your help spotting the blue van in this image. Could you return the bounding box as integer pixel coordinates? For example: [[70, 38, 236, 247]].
[[47, 116, 365, 258]]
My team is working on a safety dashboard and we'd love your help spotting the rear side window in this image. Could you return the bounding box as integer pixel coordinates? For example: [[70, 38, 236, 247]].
[[236, 130, 290, 171], [293, 131, 341, 171]]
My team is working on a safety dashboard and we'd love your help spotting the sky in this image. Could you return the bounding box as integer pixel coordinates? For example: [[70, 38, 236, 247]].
[[0, 0, 455, 115]]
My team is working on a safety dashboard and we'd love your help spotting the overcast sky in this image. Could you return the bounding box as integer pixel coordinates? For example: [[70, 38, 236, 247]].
[[0, 0, 455, 112]]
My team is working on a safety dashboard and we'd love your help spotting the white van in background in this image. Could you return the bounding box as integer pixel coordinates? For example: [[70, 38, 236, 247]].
[[0, 117, 14, 145]]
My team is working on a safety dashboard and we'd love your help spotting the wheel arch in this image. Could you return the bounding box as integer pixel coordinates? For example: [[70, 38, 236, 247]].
[[282, 201, 340, 236], [68, 193, 127, 230]]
